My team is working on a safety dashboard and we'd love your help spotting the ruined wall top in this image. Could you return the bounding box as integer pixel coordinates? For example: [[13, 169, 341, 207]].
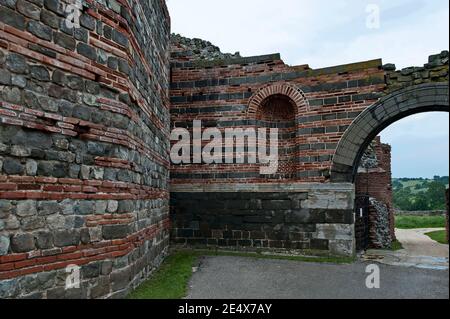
[[171, 34, 241, 61], [383, 50, 449, 94]]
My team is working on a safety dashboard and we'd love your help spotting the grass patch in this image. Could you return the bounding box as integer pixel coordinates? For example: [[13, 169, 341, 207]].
[[128, 251, 197, 299], [391, 240, 404, 251], [395, 215, 446, 229], [425, 230, 448, 245], [196, 249, 355, 264], [128, 249, 355, 299]]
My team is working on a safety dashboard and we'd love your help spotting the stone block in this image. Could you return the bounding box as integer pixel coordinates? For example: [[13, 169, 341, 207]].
[[27, 20, 53, 41], [329, 239, 354, 257], [10, 233, 35, 252], [102, 224, 130, 240], [54, 229, 80, 247], [314, 224, 354, 241], [34, 231, 54, 249], [17, 200, 37, 217], [0, 5, 26, 30], [0, 235, 10, 255], [110, 268, 131, 292]]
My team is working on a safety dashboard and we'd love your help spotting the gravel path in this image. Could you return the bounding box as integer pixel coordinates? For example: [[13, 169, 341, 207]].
[[395, 228, 448, 257], [186, 256, 449, 299]]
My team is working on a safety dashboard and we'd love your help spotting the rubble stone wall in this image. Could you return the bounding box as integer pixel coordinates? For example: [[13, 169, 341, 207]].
[[356, 137, 395, 243]]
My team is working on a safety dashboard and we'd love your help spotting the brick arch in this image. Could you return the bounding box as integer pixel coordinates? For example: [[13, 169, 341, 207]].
[[247, 83, 309, 117], [330, 83, 449, 183]]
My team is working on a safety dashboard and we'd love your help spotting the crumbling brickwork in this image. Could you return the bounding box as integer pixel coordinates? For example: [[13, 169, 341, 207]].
[[0, 0, 170, 299], [356, 137, 395, 245], [383, 51, 449, 94]]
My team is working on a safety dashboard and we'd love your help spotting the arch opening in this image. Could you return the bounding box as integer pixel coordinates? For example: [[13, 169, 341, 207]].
[[256, 94, 297, 122], [257, 93, 297, 178], [330, 83, 449, 184]]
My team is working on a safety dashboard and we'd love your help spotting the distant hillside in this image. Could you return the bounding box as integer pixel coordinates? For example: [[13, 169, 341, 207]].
[[393, 176, 449, 211]]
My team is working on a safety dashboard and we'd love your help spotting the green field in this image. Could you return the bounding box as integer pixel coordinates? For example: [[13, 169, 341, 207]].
[[395, 215, 446, 229], [425, 230, 448, 245]]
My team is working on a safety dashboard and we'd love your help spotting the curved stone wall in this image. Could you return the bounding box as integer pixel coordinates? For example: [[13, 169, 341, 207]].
[[0, 0, 170, 298]]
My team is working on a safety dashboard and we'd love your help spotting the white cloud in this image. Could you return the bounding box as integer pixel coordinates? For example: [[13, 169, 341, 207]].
[[168, 0, 449, 68], [294, 5, 449, 69], [381, 113, 449, 178]]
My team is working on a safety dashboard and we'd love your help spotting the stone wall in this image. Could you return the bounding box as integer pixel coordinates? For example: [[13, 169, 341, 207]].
[[171, 183, 355, 256], [0, 0, 171, 299], [383, 51, 449, 94], [395, 210, 446, 216], [368, 198, 392, 249], [171, 34, 241, 61]]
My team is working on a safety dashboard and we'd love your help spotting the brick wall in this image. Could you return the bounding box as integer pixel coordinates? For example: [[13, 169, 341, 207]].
[[170, 49, 385, 183], [0, 0, 170, 299], [169, 37, 448, 256], [169, 40, 387, 255]]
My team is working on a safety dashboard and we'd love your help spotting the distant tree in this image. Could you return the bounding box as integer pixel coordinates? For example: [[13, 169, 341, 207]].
[[427, 181, 447, 210], [411, 193, 429, 211], [392, 177, 449, 211], [392, 180, 403, 189], [393, 188, 413, 210]]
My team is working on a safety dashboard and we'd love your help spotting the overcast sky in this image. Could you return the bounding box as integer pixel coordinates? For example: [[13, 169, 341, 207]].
[[167, 0, 449, 178]]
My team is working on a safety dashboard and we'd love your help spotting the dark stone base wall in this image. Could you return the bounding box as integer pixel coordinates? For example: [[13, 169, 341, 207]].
[[170, 191, 355, 255]]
